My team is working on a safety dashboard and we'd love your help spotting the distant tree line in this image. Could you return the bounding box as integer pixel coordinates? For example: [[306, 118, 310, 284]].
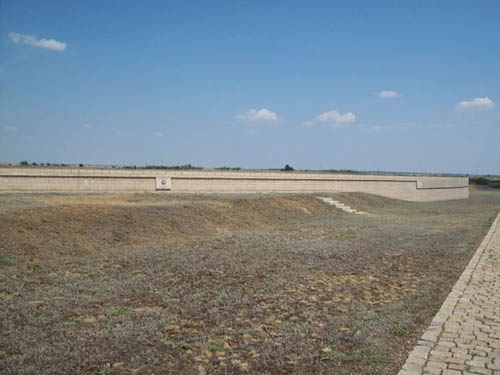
[[216, 167, 242, 171], [469, 176, 500, 188], [143, 164, 202, 170], [19, 161, 70, 167], [322, 168, 359, 174], [16, 162, 202, 170]]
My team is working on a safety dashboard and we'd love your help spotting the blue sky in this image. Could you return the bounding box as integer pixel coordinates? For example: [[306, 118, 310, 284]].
[[1, 0, 499, 174]]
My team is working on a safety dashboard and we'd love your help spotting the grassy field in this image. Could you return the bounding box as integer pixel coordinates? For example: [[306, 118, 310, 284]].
[[1, 186, 499, 374]]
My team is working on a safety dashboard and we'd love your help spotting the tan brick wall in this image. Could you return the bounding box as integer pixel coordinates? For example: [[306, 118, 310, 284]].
[[0, 167, 469, 202]]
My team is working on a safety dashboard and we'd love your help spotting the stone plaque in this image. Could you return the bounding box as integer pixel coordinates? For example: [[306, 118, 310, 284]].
[[155, 176, 172, 190]]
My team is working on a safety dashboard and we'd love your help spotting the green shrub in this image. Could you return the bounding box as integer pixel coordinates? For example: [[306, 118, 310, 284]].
[[474, 177, 488, 185], [0, 256, 14, 267]]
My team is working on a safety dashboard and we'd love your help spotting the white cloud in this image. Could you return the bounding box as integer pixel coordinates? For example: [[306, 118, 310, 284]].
[[316, 110, 356, 124], [3, 125, 18, 132], [304, 110, 356, 129], [8, 32, 66, 51], [377, 90, 400, 98], [152, 131, 164, 137], [456, 97, 494, 110], [82, 123, 92, 129], [247, 129, 256, 135], [235, 108, 279, 122]]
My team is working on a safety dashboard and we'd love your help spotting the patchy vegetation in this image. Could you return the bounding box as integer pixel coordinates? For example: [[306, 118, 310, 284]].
[[469, 176, 500, 188], [1, 188, 499, 374]]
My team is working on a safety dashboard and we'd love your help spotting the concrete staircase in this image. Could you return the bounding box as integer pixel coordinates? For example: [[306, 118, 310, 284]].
[[316, 197, 367, 215]]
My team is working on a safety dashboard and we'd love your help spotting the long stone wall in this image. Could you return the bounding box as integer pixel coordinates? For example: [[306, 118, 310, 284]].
[[0, 167, 469, 202]]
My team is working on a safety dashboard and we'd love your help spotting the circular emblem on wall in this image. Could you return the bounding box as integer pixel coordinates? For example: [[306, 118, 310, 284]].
[[161, 179, 167, 185]]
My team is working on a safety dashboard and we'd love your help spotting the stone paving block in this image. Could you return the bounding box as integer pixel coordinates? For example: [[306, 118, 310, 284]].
[[465, 368, 492, 375], [488, 363, 500, 371], [431, 350, 452, 359], [413, 346, 432, 358], [449, 363, 466, 371], [408, 356, 427, 366], [398, 370, 421, 375], [403, 362, 423, 372], [423, 368, 442, 374], [466, 359, 487, 367], [436, 345, 453, 352], [453, 352, 472, 360], [420, 340, 437, 347], [423, 333, 440, 343], [446, 357, 466, 365]]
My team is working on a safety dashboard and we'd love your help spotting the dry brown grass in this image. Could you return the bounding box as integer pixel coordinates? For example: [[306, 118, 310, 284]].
[[1, 188, 499, 374]]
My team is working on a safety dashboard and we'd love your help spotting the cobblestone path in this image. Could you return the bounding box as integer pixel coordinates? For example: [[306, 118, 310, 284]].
[[399, 212, 500, 375]]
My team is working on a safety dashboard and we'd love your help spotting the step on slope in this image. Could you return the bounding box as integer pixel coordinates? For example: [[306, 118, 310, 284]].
[[316, 197, 367, 215]]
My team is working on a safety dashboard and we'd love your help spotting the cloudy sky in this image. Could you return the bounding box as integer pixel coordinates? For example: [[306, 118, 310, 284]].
[[0, 1, 499, 174]]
